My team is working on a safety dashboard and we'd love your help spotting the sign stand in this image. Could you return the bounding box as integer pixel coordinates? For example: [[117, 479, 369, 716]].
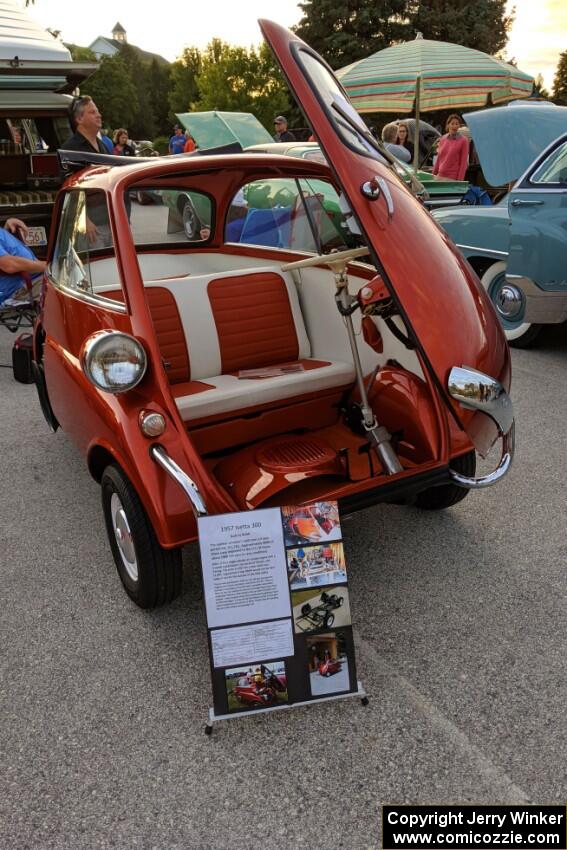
[[197, 501, 366, 733], [205, 681, 368, 734]]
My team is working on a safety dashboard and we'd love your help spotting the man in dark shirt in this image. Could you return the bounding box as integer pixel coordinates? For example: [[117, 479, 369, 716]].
[[273, 116, 296, 142], [63, 96, 107, 154]]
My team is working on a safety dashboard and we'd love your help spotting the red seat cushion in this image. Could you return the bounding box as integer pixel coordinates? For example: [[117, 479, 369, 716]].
[[145, 287, 190, 383], [207, 272, 299, 372]]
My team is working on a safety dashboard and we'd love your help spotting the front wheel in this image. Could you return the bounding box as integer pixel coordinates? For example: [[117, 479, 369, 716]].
[[481, 261, 542, 348], [101, 464, 182, 608], [414, 451, 475, 511]]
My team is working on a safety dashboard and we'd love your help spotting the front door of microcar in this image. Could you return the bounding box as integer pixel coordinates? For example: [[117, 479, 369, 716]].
[[260, 20, 512, 460]]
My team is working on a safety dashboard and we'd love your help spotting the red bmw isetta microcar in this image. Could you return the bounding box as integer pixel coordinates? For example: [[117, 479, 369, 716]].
[[32, 21, 514, 608]]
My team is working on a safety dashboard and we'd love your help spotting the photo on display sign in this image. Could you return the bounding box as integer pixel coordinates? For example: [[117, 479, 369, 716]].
[[306, 632, 350, 697], [281, 501, 342, 547], [292, 586, 351, 634], [224, 661, 288, 713], [287, 541, 347, 591]]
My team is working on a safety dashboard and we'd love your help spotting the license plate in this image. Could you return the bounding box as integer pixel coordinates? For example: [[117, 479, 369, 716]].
[[25, 226, 47, 247]]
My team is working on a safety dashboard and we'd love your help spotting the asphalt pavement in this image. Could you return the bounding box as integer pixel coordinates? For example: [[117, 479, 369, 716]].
[[1, 323, 566, 850]]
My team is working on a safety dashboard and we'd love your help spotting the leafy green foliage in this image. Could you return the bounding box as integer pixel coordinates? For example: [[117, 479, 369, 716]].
[[552, 51, 567, 104], [193, 41, 290, 128], [295, 0, 412, 69], [409, 0, 513, 56], [169, 48, 202, 114], [66, 44, 97, 62], [81, 55, 138, 135]]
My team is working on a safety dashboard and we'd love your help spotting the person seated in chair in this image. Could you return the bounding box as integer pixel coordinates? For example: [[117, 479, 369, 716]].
[[0, 218, 46, 306]]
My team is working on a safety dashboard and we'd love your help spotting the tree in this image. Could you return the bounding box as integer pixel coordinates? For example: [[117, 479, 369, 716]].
[[552, 51, 567, 104], [169, 47, 202, 115], [116, 44, 157, 139], [408, 0, 512, 56], [65, 44, 97, 62], [533, 74, 550, 101], [294, 0, 412, 69], [81, 55, 138, 135], [148, 59, 172, 136], [193, 40, 290, 129]]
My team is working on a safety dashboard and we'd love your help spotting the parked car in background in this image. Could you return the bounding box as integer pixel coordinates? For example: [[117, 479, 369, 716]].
[[246, 140, 470, 209], [433, 103, 567, 347], [0, 2, 95, 255], [30, 21, 514, 610]]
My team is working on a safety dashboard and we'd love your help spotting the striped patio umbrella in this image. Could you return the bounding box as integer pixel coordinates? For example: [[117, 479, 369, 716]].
[[336, 34, 534, 167]]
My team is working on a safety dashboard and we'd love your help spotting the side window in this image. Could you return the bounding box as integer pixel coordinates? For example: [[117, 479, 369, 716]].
[[530, 141, 567, 185], [50, 190, 124, 302], [225, 177, 357, 252]]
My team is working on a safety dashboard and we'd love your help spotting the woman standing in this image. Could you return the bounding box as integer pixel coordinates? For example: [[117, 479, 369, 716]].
[[433, 114, 469, 181], [396, 122, 414, 161], [113, 129, 136, 156]]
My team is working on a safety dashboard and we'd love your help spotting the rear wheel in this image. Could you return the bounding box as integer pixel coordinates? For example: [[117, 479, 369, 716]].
[[414, 451, 475, 511], [101, 464, 182, 608], [181, 198, 201, 240], [481, 261, 542, 348]]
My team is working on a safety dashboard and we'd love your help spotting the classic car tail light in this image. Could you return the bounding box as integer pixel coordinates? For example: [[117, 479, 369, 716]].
[[81, 331, 147, 394]]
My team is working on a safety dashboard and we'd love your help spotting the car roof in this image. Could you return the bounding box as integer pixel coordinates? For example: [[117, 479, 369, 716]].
[[63, 151, 335, 193]]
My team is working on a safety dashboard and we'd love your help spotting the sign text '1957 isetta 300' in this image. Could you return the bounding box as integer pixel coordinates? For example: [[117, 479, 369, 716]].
[[31, 21, 515, 608]]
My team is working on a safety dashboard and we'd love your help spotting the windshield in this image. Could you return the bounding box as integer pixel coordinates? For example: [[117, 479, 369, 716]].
[[296, 48, 388, 164]]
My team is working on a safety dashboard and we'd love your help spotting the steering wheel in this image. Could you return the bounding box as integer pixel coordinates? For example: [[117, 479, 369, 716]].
[[281, 246, 370, 272]]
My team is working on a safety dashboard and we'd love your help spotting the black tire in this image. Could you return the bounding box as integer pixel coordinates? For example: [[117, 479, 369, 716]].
[[101, 464, 182, 608], [181, 198, 201, 240], [337, 597, 344, 607], [508, 324, 543, 349], [323, 613, 335, 628], [301, 603, 312, 615], [414, 451, 475, 511]]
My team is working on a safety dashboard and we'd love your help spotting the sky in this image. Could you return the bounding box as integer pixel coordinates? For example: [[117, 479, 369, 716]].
[[26, 0, 567, 90]]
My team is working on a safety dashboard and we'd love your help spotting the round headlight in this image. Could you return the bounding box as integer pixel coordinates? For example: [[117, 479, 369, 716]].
[[81, 331, 147, 394]]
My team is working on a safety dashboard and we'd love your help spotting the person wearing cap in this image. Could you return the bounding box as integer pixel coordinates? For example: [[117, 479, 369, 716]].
[[273, 116, 295, 142], [169, 125, 186, 155]]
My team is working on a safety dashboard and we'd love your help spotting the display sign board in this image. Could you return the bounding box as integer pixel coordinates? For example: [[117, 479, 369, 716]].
[[198, 501, 364, 727]]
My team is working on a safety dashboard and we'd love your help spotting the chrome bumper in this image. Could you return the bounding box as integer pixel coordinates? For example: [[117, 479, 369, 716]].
[[151, 444, 208, 518], [447, 366, 515, 489], [506, 274, 567, 324]]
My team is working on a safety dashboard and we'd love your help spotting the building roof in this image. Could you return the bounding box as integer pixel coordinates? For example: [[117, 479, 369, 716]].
[[89, 36, 169, 65], [112, 22, 126, 34]]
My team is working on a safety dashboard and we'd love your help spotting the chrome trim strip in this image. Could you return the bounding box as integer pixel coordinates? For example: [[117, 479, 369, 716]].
[[150, 444, 207, 518], [47, 274, 128, 314], [450, 424, 515, 489], [456, 244, 508, 258]]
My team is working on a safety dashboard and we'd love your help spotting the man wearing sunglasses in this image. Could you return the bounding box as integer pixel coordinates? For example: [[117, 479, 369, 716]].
[[63, 96, 107, 154]]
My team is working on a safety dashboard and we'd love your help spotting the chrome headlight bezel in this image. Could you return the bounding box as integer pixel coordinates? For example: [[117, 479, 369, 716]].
[[81, 330, 147, 394]]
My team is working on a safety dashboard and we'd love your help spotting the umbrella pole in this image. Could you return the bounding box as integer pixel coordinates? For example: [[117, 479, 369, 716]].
[[413, 76, 421, 171]]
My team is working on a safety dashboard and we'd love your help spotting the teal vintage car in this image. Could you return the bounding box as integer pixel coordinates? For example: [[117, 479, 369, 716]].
[[433, 102, 567, 347]]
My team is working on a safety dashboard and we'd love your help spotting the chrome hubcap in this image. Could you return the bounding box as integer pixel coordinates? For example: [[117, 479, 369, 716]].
[[110, 493, 138, 581], [495, 284, 523, 320]]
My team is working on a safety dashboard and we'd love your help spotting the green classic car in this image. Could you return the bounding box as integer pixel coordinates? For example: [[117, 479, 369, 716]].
[[246, 140, 469, 209]]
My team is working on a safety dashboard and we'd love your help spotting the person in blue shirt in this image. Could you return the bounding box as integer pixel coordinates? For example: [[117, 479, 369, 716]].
[[0, 219, 46, 305], [169, 125, 186, 155], [100, 128, 114, 154]]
